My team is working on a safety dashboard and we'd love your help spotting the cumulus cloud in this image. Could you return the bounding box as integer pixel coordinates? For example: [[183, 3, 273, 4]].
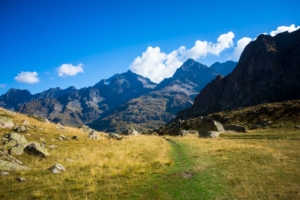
[[0, 84, 6, 88], [130, 32, 235, 83], [57, 63, 84, 77], [14, 71, 40, 84], [270, 24, 300, 36], [230, 37, 252, 61]]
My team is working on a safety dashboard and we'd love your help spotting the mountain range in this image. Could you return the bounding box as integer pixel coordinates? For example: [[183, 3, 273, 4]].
[[0, 60, 236, 132]]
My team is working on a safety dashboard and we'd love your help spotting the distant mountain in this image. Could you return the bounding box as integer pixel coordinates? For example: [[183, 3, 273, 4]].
[[210, 60, 236, 76], [0, 59, 237, 132], [89, 59, 236, 132], [177, 29, 300, 120]]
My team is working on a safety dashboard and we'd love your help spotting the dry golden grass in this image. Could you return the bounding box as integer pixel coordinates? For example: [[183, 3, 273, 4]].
[[0, 108, 171, 199]]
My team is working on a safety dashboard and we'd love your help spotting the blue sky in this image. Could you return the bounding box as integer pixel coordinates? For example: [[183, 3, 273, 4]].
[[1, 0, 299, 95]]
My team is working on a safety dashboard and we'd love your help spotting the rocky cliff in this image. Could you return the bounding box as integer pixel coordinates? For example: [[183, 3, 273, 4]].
[[177, 29, 300, 120]]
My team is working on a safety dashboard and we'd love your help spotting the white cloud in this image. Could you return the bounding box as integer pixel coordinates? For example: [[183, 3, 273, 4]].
[[14, 71, 40, 84], [230, 37, 252, 61], [0, 84, 6, 88], [270, 24, 300, 36], [57, 63, 84, 77], [130, 32, 235, 83]]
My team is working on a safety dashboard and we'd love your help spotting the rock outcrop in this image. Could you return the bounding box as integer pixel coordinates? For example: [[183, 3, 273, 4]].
[[177, 29, 300, 120]]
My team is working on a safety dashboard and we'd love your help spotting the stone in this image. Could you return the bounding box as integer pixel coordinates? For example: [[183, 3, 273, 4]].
[[48, 163, 66, 173], [72, 136, 78, 140], [0, 160, 28, 170], [16, 177, 26, 182], [198, 119, 225, 138], [1, 171, 9, 175], [10, 144, 25, 155], [4, 133, 27, 145], [24, 142, 50, 157], [78, 125, 90, 132], [0, 116, 14, 128], [0, 150, 23, 165], [56, 123, 63, 129], [22, 120, 30, 125], [14, 125, 29, 132], [108, 133, 123, 140], [122, 127, 139, 136], [295, 126, 300, 129], [89, 130, 99, 140], [223, 124, 247, 133], [48, 144, 58, 149], [202, 131, 222, 138]]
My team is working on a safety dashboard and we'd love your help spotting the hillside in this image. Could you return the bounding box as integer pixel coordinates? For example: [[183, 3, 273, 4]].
[[177, 29, 300, 120], [1, 106, 300, 199]]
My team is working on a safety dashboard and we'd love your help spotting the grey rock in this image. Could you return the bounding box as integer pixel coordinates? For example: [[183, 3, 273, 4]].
[[14, 125, 29, 132], [202, 131, 222, 138], [122, 127, 139, 136], [198, 119, 225, 138], [22, 120, 29, 125], [0, 116, 14, 128], [223, 124, 246, 133], [108, 133, 123, 140], [1, 171, 9, 175], [72, 136, 78, 140], [0, 160, 28, 170], [10, 144, 25, 155], [49, 163, 66, 173], [48, 144, 58, 149], [24, 142, 50, 157], [4, 133, 27, 145], [16, 177, 26, 182], [0, 150, 23, 165], [295, 126, 300, 129], [89, 130, 99, 140]]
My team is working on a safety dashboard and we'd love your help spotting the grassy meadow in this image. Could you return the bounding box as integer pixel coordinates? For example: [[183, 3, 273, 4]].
[[1, 108, 300, 199]]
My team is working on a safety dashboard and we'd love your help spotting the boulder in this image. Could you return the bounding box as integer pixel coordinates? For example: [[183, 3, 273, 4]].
[[89, 129, 99, 140], [1, 133, 27, 155], [22, 120, 30, 125], [0, 160, 28, 171], [14, 125, 29, 132], [78, 125, 90, 132], [10, 144, 25, 155], [108, 133, 123, 140], [122, 127, 139, 136], [16, 177, 26, 182], [0, 116, 14, 128], [1, 171, 9, 175], [198, 119, 225, 138], [0, 150, 23, 165], [223, 124, 247, 133], [24, 142, 50, 157], [48, 163, 66, 173], [201, 131, 222, 138]]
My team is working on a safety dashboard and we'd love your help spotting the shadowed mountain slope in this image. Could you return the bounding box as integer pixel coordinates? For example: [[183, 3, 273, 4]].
[[177, 29, 300, 120]]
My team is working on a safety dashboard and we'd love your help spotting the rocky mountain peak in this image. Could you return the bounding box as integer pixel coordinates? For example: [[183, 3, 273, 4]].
[[177, 29, 300, 120]]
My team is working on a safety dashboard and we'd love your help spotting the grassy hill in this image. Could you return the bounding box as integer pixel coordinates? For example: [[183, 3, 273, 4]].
[[1, 106, 300, 199]]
